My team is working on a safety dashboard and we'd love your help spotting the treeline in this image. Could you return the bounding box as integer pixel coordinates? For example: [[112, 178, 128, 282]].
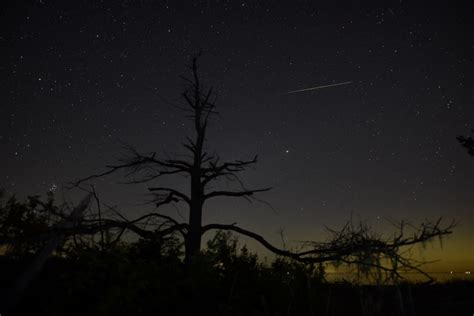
[[0, 191, 472, 315]]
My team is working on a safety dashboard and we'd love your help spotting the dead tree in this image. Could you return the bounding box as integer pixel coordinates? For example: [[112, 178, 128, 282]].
[[75, 56, 270, 263], [74, 56, 454, 280]]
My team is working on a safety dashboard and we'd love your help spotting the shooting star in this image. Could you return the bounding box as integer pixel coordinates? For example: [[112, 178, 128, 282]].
[[286, 81, 352, 94]]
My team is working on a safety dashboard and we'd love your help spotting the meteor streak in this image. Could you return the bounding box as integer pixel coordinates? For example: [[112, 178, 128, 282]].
[[286, 81, 352, 94]]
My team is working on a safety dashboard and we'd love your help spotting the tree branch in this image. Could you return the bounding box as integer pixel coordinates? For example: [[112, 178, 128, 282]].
[[202, 218, 455, 282], [201, 155, 259, 185], [148, 187, 191, 205], [74, 220, 187, 240], [204, 188, 271, 201], [202, 223, 302, 260], [71, 149, 191, 187]]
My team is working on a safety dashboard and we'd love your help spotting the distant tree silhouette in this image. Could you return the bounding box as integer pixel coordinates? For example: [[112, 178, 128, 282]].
[[0, 189, 55, 256], [73, 56, 454, 281], [457, 129, 474, 156]]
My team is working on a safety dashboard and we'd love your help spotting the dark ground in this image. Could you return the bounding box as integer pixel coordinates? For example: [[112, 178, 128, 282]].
[[1, 252, 472, 316]]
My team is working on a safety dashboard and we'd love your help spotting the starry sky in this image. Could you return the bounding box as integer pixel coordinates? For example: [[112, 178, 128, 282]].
[[1, 1, 473, 271]]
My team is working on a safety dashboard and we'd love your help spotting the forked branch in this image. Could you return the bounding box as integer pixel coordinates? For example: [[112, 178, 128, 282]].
[[202, 218, 455, 282]]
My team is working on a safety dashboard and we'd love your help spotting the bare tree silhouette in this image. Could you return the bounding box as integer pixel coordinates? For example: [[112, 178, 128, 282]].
[[73, 56, 454, 281]]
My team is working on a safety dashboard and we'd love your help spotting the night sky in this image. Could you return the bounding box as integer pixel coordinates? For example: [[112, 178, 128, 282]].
[[1, 1, 473, 272]]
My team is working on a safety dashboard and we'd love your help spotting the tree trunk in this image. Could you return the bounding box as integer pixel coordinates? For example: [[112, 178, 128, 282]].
[[185, 202, 202, 264], [185, 166, 203, 265], [185, 101, 205, 264]]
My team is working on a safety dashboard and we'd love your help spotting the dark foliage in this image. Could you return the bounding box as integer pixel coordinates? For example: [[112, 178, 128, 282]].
[[0, 189, 58, 256], [0, 191, 470, 315], [1, 230, 472, 316]]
